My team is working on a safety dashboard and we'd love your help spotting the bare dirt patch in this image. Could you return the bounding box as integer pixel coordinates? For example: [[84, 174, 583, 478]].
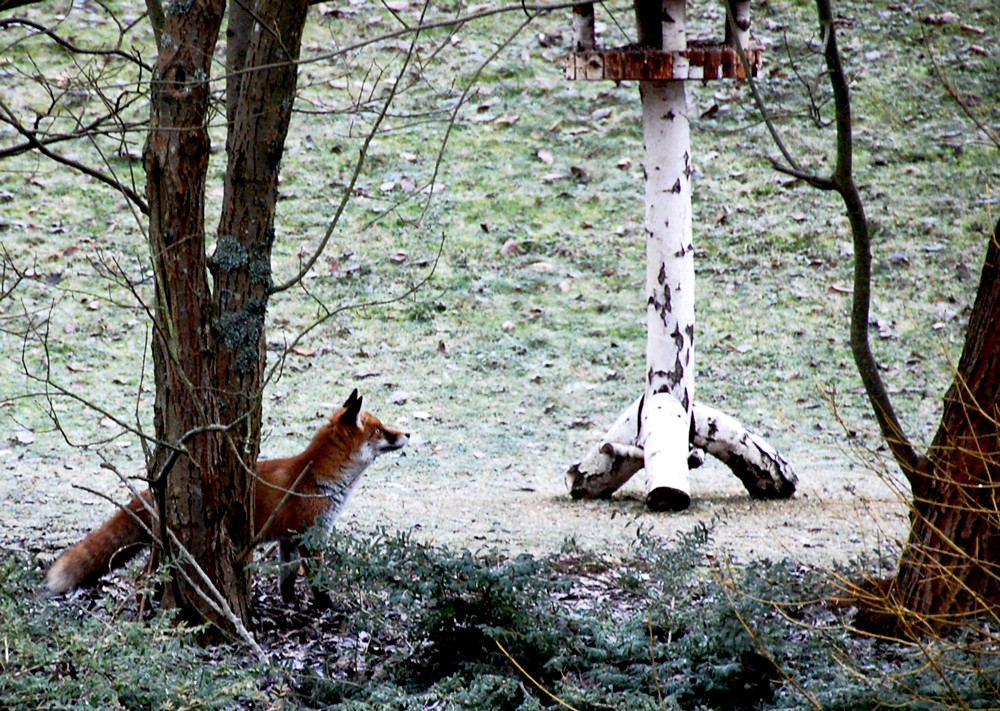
[[2, 430, 909, 579]]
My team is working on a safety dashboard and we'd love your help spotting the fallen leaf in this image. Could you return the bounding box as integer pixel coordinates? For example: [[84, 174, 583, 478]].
[[388, 250, 408, 264], [925, 11, 960, 25], [99, 415, 116, 429], [500, 239, 521, 257], [292, 346, 316, 357], [15, 429, 34, 445], [536, 148, 554, 165]]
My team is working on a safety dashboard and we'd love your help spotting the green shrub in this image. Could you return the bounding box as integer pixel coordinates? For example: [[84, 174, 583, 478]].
[[5, 528, 998, 710], [0, 555, 264, 710]]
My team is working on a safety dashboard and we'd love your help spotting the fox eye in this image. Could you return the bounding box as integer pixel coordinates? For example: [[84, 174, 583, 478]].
[[374, 427, 382, 435]]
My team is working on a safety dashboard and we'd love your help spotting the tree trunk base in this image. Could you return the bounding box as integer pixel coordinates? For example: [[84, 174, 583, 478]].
[[566, 396, 797, 506]]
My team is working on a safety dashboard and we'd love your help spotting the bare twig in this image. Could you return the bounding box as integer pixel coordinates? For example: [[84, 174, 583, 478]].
[[724, 3, 819, 182], [813, 0, 927, 481], [0, 97, 149, 213]]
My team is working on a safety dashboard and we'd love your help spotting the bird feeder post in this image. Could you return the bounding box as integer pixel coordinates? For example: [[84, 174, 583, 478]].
[[638, 0, 696, 511], [565, 0, 798, 510]]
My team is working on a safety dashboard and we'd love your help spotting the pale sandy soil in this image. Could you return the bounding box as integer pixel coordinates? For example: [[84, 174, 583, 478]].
[[2, 432, 910, 576]]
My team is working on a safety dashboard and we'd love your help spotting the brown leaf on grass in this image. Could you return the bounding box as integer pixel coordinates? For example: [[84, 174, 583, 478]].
[[500, 239, 521, 257], [536, 148, 554, 165], [292, 346, 316, 357]]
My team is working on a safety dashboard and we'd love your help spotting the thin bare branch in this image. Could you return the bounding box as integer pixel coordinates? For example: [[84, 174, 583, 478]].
[[725, 2, 817, 181], [0, 17, 152, 71], [0, 97, 149, 213], [270, 0, 435, 294], [813, 0, 927, 481]]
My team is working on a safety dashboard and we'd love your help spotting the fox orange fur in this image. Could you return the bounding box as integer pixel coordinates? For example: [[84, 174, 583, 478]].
[[45, 390, 408, 605]]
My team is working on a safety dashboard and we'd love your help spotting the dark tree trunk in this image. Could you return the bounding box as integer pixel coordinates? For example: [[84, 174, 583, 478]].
[[144, 0, 230, 631], [889, 219, 1000, 633], [143, 0, 309, 636]]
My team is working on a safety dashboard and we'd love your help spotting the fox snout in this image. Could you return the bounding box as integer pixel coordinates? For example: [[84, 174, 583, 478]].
[[379, 430, 409, 452]]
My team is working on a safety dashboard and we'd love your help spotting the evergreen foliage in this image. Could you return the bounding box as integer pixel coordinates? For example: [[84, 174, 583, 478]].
[[2, 528, 997, 709]]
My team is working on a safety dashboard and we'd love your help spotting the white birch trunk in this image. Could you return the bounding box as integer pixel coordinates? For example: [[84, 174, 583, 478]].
[[567, 399, 798, 500], [691, 403, 798, 498], [572, 3, 595, 52], [725, 0, 752, 48], [640, 0, 695, 510]]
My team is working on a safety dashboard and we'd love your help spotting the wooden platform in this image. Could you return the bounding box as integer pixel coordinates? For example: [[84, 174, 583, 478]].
[[565, 41, 762, 82]]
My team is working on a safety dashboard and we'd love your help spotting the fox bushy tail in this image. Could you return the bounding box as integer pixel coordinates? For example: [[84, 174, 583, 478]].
[[45, 491, 154, 594]]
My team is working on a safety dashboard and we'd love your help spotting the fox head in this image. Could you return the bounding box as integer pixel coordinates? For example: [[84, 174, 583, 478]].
[[330, 389, 409, 465]]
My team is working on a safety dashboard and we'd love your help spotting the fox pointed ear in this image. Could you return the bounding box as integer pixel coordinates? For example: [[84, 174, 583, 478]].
[[342, 389, 363, 429]]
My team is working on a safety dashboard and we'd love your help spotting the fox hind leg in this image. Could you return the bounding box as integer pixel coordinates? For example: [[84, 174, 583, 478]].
[[278, 539, 300, 605], [298, 545, 333, 610], [277, 540, 332, 610]]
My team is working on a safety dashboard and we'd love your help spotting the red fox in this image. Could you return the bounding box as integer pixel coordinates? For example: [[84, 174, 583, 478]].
[[45, 390, 408, 606]]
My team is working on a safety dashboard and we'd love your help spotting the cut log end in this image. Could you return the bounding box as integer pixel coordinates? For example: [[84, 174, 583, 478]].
[[646, 486, 691, 512]]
